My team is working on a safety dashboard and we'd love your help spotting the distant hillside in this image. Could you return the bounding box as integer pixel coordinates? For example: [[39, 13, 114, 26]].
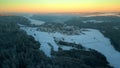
[[31, 14, 78, 23]]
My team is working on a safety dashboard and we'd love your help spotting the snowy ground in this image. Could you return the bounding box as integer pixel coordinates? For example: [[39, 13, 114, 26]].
[[52, 29, 120, 68], [24, 15, 45, 25], [21, 16, 120, 68], [82, 20, 103, 23]]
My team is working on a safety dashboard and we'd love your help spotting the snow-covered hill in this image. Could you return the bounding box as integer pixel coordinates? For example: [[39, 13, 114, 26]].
[[20, 16, 120, 68]]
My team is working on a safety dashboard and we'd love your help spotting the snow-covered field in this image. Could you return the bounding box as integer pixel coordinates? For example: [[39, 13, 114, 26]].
[[82, 20, 103, 23], [24, 15, 45, 25], [21, 16, 120, 68]]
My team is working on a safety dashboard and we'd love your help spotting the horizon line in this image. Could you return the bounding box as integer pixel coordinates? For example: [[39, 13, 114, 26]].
[[0, 11, 120, 14]]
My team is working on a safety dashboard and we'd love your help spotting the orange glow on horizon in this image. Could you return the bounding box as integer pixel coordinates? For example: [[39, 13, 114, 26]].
[[0, 0, 120, 13]]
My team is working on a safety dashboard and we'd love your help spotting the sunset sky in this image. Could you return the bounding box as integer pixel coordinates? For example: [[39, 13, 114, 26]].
[[0, 0, 120, 13]]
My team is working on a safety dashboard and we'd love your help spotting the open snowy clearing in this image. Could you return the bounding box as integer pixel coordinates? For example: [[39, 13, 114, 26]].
[[21, 27, 120, 68], [21, 16, 120, 68]]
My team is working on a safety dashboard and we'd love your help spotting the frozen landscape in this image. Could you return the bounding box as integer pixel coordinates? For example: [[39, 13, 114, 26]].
[[1, 0, 120, 68], [20, 16, 120, 68]]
